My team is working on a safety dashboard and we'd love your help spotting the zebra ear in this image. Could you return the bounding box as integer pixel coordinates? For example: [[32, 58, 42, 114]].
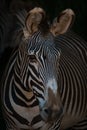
[[24, 7, 46, 39], [50, 9, 75, 36]]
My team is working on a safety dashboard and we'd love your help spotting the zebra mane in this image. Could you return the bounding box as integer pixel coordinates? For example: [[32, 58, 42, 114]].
[[16, 9, 27, 28]]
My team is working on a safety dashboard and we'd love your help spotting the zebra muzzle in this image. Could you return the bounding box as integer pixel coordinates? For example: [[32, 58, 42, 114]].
[[40, 105, 63, 122]]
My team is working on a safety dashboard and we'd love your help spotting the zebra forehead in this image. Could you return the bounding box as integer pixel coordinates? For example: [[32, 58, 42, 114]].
[[27, 43, 59, 57], [26, 31, 59, 55], [31, 32, 53, 43]]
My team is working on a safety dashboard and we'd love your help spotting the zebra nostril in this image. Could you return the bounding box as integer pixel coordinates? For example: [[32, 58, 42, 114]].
[[44, 108, 52, 116], [44, 108, 49, 114]]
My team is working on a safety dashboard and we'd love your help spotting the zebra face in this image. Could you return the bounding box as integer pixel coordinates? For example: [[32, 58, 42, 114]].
[[19, 7, 74, 122], [25, 31, 63, 122]]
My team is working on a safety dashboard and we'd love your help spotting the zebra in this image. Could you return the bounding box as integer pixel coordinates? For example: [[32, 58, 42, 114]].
[[1, 7, 74, 130], [1, 8, 87, 130]]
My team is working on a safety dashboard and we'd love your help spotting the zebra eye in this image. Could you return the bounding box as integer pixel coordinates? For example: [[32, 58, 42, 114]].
[[29, 55, 37, 62]]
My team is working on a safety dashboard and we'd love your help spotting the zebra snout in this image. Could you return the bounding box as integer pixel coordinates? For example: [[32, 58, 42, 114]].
[[40, 107, 52, 121], [40, 106, 63, 122], [43, 107, 52, 117]]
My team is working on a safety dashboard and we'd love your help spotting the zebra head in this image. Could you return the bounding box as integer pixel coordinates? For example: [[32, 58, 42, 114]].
[[19, 7, 75, 122]]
